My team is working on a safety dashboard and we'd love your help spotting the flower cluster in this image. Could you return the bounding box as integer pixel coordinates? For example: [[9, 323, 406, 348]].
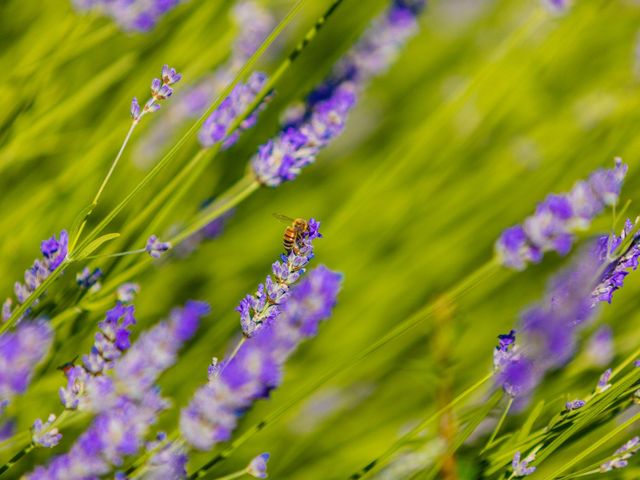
[[76, 267, 102, 290], [600, 437, 640, 472], [3, 230, 68, 321], [32, 414, 62, 448], [493, 245, 602, 399], [29, 301, 208, 478], [0, 321, 52, 404], [143, 432, 188, 480], [236, 218, 322, 337], [180, 266, 342, 451], [131, 65, 182, 124], [251, 0, 425, 187], [595, 368, 612, 393], [198, 72, 269, 149], [146, 235, 172, 258], [134, 1, 275, 165], [586, 325, 614, 367], [496, 159, 628, 270], [565, 399, 585, 411], [104, 300, 209, 407], [592, 218, 640, 305], [72, 0, 182, 32], [27, 394, 167, 480], [59, 303, 136, 410], [512, 451, 536, 477], [247, 453, 270, 478], [117, 283, 140, 303]]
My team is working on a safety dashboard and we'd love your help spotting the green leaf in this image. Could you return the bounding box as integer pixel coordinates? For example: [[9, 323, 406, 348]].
[[74, 233, 120, 260]]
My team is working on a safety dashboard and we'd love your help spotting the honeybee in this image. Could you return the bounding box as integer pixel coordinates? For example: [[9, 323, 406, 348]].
[[273, 214, 309, 254], [56, 356, 79, 375]]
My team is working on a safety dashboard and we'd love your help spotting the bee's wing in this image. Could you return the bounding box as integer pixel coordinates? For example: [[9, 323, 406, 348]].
[[272, 213, 295, 224]]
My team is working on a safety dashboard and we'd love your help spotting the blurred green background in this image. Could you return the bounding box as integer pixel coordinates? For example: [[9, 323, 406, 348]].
[[3, 0, 640, 478]]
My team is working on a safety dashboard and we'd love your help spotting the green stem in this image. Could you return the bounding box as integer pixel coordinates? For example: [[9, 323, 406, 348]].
[[72, 0, 308, 258], [82, 248, 146, 260], [211, 470, 248, 480], [0, 443, 34, 476], [70, 120, 138, 255], [545, 411, 640, 478], [482, 397, 514, 453], [350, 373, 495, 480]]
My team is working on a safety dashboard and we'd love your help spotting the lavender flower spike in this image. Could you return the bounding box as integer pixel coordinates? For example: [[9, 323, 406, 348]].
[[3, 230, 68, 321], [198, 72, 270, 150], [181, 266, 342, 451], [596, 368, 612, 393], [236, 218, 322, 337], [0, 321, 52, 404], [29, 301, 208, 479], [592, 218, 640, 306], [512, 451, 536, 477], [32, 414, 62, 448], [26, 393, 168, 480], [72, 0, 182, 32], [59, 303, 136, 410], [247, 453, 270, 478], [496, 159, 628, 270], [143, 432, 188, 480], [146, 235, 171, 258], [600, 437, 640, 472], [132, 65, 182, 124], [251, 0, 424, 187], [565, 400, 585, 411]]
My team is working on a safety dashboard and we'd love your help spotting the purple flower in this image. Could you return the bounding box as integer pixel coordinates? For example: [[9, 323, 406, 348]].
[[544, 0, 569, 12], [600, 437, 640, 472], [3, 230, 68, 321], [592, 218, 640, 305], [232, 1, 276, 61], [496, 159, 628, 270], [596, 368, 612, 393], [586, 325, 614, 367], [198, 72, 269, 149], [32, 414, 62, 448], [0, 321, 52, 403], [116, 283, 140, 303], [512, 451, 536, 477], [131, 66, 182, 123], [72, 0, 182, 32], [145, 235, 171, 258], [144, 433, 188, 480], [76, 267, 102, 290], [31, 301, 208, 478], [109, 301, 209, 405], [27, 394, 168, 479], [236, 218, 322, 337], [130, 97, 140, 120], [59, 304, 136, 410], [493, 244, 603, 398], [161, 64, 182, 85], [247, 453, 270, 478], [251, 86, 356, 187], [251, 0, 424, 187], [180, 266, 342, 451], [565, 399, 585, 411]]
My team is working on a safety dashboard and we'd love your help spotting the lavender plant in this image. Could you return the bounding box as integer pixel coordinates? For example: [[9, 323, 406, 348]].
[[6, 1, 640, 479]]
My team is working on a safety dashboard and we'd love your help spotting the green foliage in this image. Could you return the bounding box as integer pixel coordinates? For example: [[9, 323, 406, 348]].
[[2, 0, 640, 478]]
